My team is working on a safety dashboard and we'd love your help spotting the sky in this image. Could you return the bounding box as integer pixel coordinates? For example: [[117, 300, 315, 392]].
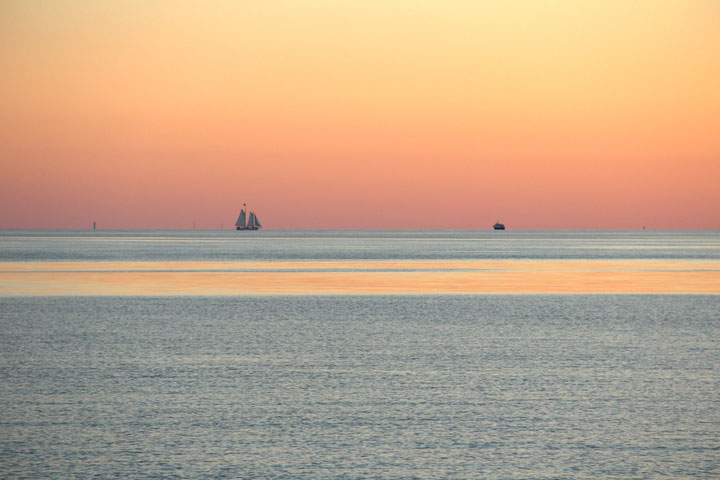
[[1, 0, 719, 229]]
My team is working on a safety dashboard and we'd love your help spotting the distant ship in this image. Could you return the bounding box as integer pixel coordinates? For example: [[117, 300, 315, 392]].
[[493, 222, 505, 230], [235, 205, 262, 230]]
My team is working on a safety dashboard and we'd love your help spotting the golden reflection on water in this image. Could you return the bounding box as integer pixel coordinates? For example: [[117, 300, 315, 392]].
[[1, 260, 718, 296]]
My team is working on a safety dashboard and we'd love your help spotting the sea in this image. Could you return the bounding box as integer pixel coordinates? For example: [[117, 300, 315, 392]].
[[0, 229, 718, 479]]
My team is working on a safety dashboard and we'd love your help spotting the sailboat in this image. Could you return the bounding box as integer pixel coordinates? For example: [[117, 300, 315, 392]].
[[235, 205, 262, 230]]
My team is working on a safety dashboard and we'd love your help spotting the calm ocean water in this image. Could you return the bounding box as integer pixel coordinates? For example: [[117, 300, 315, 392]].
[[1, 229, 720, 262], [1, 230, 719, 478]]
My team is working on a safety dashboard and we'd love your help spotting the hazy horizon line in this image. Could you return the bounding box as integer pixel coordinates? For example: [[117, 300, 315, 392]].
[[2, 227, 719, 232]]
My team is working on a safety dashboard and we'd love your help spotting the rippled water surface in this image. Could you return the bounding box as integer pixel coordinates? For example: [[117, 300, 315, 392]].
[[1, 230, 719, 295], [0, 230, 719, 478], [2, 229, 720, 262]]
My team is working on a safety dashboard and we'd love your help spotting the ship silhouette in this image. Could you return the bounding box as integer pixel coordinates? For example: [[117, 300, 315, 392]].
[[235, 204, 262, 230]]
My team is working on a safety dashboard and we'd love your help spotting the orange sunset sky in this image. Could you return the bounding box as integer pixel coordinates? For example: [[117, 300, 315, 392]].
[[1, 0, 719, 229]]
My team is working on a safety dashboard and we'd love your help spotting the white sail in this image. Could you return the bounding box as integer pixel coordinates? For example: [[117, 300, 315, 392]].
[[235, 209, 246, 227]]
